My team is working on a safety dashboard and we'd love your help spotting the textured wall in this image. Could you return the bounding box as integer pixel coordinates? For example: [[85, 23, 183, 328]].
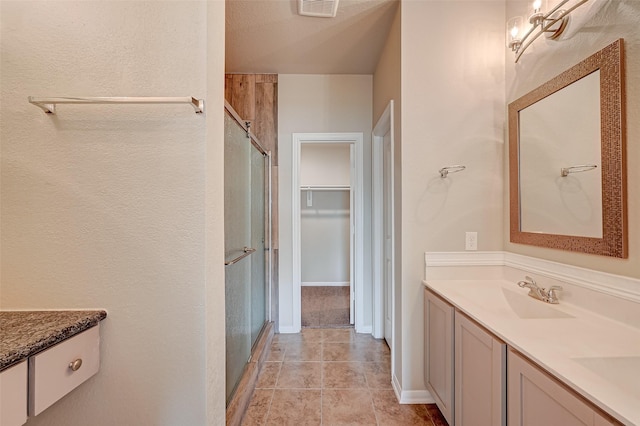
[[278, 74, 373, 332], [372, 4, 403, 391], [0, 2, 225, 424], [400, 0, 506, 393], [504, 0, 640, 279]]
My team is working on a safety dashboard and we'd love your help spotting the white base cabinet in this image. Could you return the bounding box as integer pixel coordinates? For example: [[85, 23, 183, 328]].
[[29, 325, 101, 416], [0, 361, 28, 426], [508, 349, 618, 426], [454, 311, 506, 426], [0, 325, 101, 426]]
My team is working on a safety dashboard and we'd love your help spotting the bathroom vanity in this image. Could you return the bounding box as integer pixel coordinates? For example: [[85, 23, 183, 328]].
[[423, 278, 639, 426], [0, 310, 106, 426]]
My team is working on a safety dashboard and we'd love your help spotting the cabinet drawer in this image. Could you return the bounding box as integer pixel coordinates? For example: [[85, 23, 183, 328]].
[[28, 325, 100, 416], [1, 361, 28, 426]]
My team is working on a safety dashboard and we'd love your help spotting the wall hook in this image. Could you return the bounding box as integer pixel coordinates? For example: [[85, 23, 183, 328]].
[[439, 165, 466, 178]]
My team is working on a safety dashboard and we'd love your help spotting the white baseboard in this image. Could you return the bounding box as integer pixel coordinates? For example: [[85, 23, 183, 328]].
[[277, 326, 300, 334], [301, 281, 350, 287], [356, 325, 372, 334], [425, 251, 640, 304], [392, 374, 435, 404]]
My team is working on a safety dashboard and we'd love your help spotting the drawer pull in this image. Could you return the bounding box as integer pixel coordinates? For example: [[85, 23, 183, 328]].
[[68, 359, 83, 372]]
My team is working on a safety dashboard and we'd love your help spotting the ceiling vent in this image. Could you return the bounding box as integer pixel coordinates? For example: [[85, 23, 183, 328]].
[[298, 0, 339, 18]]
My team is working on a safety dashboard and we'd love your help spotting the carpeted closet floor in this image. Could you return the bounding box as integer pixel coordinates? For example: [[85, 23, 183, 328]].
[[301, 286, 350, 327]]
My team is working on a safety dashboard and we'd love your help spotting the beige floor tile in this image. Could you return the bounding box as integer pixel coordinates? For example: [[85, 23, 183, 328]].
[[256, 362, 282, 389], [426, 404, 449, 426], [251, 329, 443, 425], [371, 389, 432, 425], [241, 389, 273, 426], [322, 328, 353, 343], [363, 362, 393, 390], [323, 362, 368, 389], [300, 328, 324, 342], [323, 342, 359, 361], [276, 361, 322, 389], [284, 341, 323, 362], [266, 343, 285, 362], [265, 389, 321, 425], [322, 389, 377, 425], [354, 341, 391, 363], [272, 333, 303, 344]]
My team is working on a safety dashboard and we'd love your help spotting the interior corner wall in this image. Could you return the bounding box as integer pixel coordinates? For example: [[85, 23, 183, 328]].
[[504, 0, 640, 279], [206, 1, 227, 424], [0, 2, 225, 424], [372, 3, 403, 392], [400, 0, 506, 394], [278, 74, 373, 333]]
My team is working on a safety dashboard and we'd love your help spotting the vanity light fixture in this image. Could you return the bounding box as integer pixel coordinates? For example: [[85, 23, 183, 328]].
[[507, 0, 588, 62]]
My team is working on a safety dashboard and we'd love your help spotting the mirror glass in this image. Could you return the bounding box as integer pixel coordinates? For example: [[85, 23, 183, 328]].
[[519, 70, 602, 238], [509, 39, 627, 258]]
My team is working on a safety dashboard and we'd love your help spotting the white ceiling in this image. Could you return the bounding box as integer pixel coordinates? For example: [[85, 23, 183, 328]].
[[225, 0, 399, 74]]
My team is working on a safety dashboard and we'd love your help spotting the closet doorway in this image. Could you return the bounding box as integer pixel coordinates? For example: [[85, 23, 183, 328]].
[[292, 133, 364, 331]]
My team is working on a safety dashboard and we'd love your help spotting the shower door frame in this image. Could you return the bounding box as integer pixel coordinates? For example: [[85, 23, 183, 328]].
[[223, 101, 273, 406], [224, 101, 272, 326]]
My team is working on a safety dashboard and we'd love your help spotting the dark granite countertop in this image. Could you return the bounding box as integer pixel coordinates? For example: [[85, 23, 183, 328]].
[[0, 310, 107, 371]]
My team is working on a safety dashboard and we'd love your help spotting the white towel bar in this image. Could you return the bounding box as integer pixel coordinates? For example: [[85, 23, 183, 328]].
[[28, 96, 205, 114]]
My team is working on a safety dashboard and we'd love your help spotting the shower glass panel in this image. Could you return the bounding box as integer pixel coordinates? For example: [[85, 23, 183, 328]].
[[224, 110, 270, 406]]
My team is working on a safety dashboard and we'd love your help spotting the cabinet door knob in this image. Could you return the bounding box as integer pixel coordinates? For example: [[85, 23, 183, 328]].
[[68, 358, 83, 371]]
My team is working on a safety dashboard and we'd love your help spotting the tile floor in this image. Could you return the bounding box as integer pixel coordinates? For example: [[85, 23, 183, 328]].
[[241, 328, 448, 425]]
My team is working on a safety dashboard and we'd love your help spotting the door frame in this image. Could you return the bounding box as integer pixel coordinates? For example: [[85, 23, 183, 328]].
[[292, 132, 365, 332], [372, 101, 395, 349]]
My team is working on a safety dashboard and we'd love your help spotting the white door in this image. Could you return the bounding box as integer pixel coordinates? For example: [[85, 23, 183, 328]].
[[383, 131, 393, 344]]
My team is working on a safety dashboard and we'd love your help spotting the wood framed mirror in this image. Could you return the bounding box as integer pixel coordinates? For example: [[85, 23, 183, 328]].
[[509, 39, 627, 258]]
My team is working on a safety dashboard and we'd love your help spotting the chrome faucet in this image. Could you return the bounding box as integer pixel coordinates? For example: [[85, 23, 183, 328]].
[[517, 276, 562, 304]]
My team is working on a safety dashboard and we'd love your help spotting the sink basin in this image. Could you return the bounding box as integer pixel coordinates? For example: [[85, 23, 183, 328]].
[[572, 356, 640, 396], [501, 288, 574, 319]]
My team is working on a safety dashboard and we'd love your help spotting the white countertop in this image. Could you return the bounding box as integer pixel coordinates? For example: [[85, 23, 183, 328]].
[[423, 279, 640, 426]]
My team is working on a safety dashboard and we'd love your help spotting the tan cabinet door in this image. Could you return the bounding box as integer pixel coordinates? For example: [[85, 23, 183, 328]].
[[424, 288, 454, 425], [507, 349, 617, 426], [454, 311, 506, 426]]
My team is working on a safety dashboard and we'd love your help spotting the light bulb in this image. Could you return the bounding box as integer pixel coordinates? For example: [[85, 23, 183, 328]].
[[529, 0, 546, 25], [506, 16, 524, 51], [532, 0, 543, 12]]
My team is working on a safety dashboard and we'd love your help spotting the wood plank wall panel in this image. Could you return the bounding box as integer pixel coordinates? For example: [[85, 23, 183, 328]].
[[224, 74, 256, 121], [255, 82, 278, 164]]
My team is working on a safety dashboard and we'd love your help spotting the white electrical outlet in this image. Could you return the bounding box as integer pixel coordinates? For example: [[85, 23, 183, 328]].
[[465, 232, 478, 251]]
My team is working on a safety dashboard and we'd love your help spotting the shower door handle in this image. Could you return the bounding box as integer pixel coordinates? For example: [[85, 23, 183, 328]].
[[224, 247, 256, 266]]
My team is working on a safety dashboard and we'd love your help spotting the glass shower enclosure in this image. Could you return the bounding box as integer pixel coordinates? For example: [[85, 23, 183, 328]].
[[224, 103, 271, 405]]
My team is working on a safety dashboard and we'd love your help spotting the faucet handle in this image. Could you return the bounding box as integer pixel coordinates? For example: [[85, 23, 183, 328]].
[[517, 276, 537, 288], [546, 285, 563, 303]]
